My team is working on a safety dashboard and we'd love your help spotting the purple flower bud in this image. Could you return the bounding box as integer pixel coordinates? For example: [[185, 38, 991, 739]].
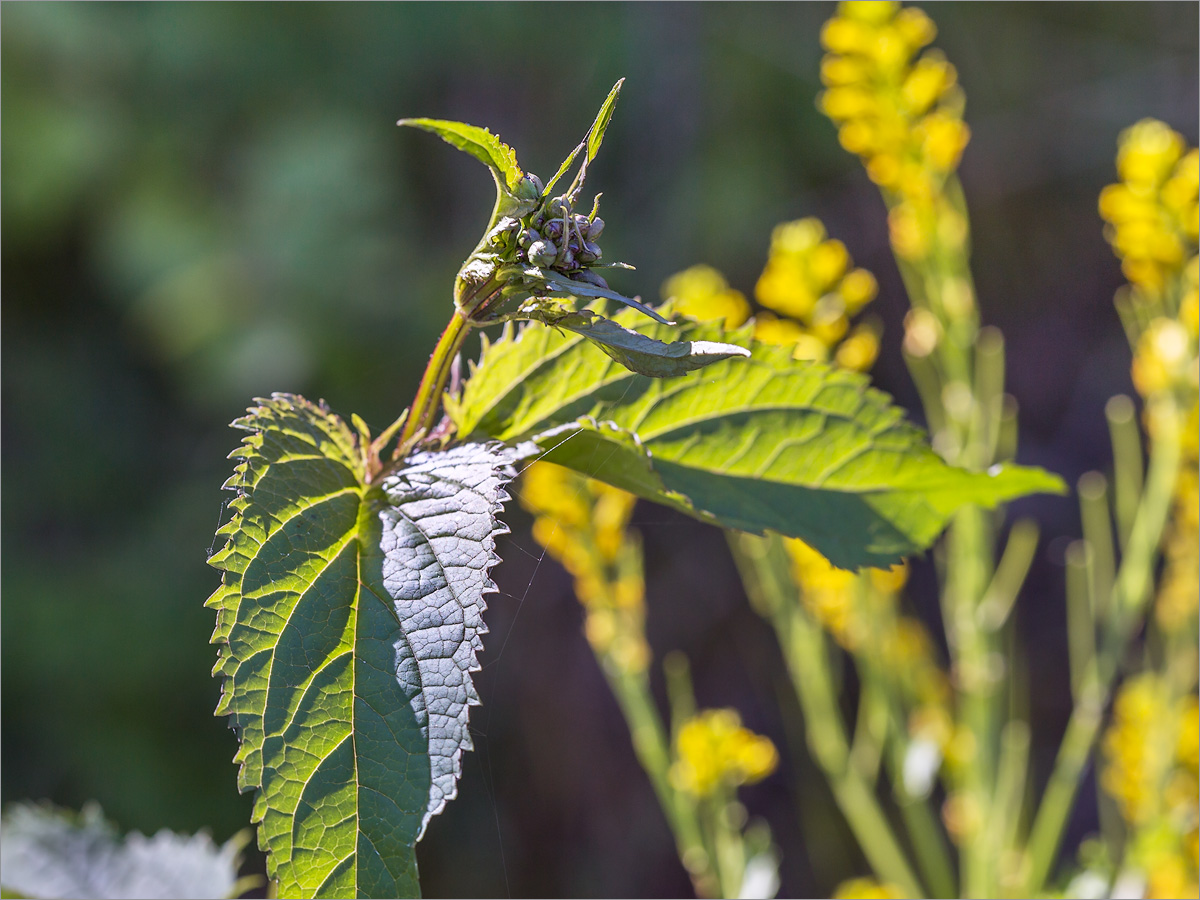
[[528, 240, 558, 268]]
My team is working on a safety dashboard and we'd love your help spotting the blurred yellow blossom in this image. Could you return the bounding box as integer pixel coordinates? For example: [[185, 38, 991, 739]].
[[669, 709, 778, 797], [520, 462, 649, 674], [664, 265, 751, 329], [819, 1, 970, 263], [664, 215, 882, 370], [832, 876, 907, 899], [1100, 119, 1199, 295]]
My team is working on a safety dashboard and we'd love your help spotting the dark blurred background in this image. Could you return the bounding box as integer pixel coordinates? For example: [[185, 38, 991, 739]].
[[2, 3, 1196, 896]]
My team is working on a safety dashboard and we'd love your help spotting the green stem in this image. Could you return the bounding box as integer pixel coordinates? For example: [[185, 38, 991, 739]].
[[729, 533, 923, 898], [397, 310, 471, 449], [606, 666, 716, 897], [1023, 395, 1182, 893]]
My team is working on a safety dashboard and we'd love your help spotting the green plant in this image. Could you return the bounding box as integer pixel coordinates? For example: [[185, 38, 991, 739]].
[[515, 5, 1198, 899], [205, 79, 1064, 898]]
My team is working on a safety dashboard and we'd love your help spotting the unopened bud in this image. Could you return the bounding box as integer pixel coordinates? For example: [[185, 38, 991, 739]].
[[528, 240, 558, 268], [579, 240, 603, 263], [586, 216, 605, 239]]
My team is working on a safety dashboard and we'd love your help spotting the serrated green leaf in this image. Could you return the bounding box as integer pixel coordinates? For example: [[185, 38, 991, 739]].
[[449, 314, 1066, 569], [397, 118, 523, 192], [514, 303, 748, 377], [207, 394, 526, 897]]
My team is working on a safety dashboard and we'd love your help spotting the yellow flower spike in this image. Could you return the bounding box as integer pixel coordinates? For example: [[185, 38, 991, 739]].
[[663, 264, 752, 329]]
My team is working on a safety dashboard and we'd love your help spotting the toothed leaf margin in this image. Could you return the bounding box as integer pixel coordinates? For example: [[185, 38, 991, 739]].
[[207, 393, 529, 897]]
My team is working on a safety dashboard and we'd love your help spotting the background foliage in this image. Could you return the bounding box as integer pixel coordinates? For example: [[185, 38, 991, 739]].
[[2, 3, 1196, 896]]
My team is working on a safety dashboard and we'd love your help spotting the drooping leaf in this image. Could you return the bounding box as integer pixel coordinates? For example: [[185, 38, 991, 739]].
[[396, 118, 523, 192], [0, 802, 244, 900], [207, 394, 527, 897], [514, 303, 748, 377], [448, 314, 1066, 569]]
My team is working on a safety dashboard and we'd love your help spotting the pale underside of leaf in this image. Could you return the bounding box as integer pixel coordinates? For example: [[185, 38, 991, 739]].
[[207, 394, 526, 897], [448, 314, 1066, 569], [514, 304, 749, 377]]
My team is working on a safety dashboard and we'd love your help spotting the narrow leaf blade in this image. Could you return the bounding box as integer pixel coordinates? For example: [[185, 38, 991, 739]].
[[586, 78, 624, 163], [397, 118, 523, 191]]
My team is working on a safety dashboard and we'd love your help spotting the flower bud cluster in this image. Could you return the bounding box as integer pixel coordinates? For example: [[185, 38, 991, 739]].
[[668, 709, 778, 797], [518, 461, 649, 676], [488, 174, 611, 290], [665, 217, 881, 372], [818, 1, 971, 262]]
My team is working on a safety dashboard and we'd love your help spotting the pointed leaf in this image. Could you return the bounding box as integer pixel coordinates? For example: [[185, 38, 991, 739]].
[[449, 314, 1066, 569], [397, 118, 523, 191], [586, 78, 624, 163], [542, 78, 625, 197], [208, 394, 527, 897], [516, 304, 748, 377]]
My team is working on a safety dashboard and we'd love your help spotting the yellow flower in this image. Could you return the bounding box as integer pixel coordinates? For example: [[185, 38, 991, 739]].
[[669, 709, 778, 796], [819, 1, 969, 209], [663, 265, 751, 329], [836, 323, 882, 371], [1101, 119, 1198, 295], [833, 876, 907, 899]]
